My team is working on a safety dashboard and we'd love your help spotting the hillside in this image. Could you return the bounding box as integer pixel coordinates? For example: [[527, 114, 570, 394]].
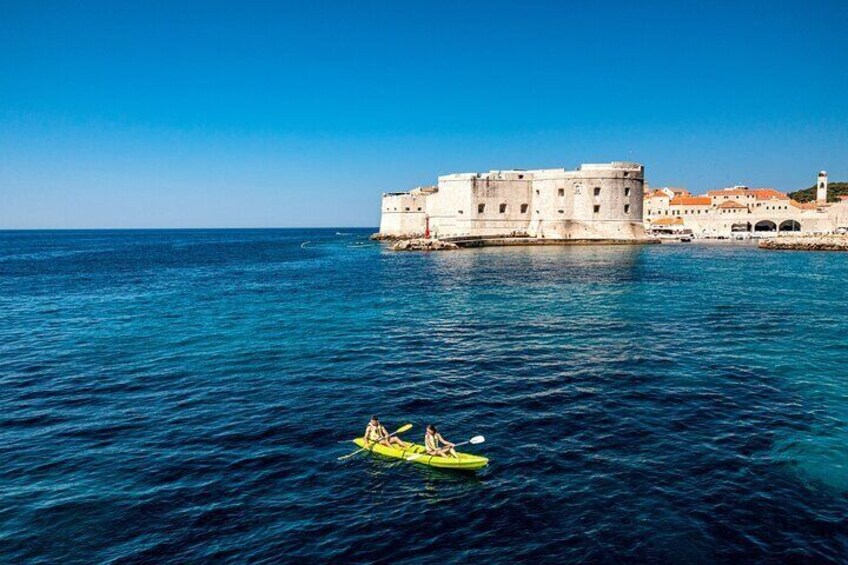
[[788, 182, 848, 203]]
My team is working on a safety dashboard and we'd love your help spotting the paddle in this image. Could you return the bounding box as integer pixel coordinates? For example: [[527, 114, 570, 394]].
[[338, 423, 413, 460], [406, 435, 485, 461]]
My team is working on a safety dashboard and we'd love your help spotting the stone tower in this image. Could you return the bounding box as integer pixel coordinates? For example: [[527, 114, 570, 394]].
[[817, 170, 828, 204]]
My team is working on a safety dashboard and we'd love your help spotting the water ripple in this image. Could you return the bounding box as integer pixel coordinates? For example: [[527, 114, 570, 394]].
[[1, 230, 847, 563]]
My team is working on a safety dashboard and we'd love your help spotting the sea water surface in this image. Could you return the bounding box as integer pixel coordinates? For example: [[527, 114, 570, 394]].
[[1, 229, 847, 563]]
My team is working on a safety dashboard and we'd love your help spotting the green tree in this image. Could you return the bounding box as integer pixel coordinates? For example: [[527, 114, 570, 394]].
[[788, 182, 848, 203]]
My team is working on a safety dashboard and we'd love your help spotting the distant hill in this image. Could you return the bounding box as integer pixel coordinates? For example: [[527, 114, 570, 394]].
[[788, 182, 848, 203]]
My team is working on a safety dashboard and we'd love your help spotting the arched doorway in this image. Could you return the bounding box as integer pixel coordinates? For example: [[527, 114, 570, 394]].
[[754, 220, 777, 232], [779, 220, 801, 232]]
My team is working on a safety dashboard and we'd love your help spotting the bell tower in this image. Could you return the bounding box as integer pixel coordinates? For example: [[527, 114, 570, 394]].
[[817, 171, 828, 204]]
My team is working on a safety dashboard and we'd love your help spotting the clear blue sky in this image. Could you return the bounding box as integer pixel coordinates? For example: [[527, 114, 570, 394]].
[[1, 1, 847, 228]]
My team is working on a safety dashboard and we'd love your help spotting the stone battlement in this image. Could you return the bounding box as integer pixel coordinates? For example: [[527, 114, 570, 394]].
[[379, 161, 648, 242]]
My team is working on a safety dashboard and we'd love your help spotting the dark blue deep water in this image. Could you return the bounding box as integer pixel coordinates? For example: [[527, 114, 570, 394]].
[[1, 229, 847, 563]]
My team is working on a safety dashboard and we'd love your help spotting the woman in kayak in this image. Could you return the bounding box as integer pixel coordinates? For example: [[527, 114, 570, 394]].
[[424, 425, 458, 458], [364, 416, 408, 449]]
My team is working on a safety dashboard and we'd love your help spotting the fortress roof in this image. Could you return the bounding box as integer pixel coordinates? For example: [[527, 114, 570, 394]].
[[438, 162, 644, 182]]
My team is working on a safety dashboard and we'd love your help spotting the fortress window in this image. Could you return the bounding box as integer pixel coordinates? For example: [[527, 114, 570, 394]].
[[558, 188, 565, 197], [478, 203, 485, 214], [535, 189, 540, 195], [458, 210, 464, 214], [499, 203, 507, 214], [558, 209, 564, 214], [417, 207, 422, 211], [405, 207, 410, 211], [624, 171, 629, 177], [521, 204, 529, 213], [518, 174, 524, 179], [594, 187, 601, 196], [624, 204, 630, 213], [593, 204, 601, 213], [625, 187, 631, 197]]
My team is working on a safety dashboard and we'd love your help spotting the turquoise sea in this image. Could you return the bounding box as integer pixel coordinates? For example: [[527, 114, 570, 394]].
[[1, 229, 847, 563]]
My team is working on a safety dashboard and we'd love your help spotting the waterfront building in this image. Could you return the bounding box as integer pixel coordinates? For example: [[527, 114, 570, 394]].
[[379, 162, 647, 242], [644, 172, 848, 237]]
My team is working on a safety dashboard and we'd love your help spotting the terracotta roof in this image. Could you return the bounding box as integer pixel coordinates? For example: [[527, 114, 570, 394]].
[[708, 189, 750, 197], [751, 188, 789, 200], [716, 200, 748, 209], [670, 196, 711, 206], [839, 195, 848, 201], [791, 200, 818, 210], [650, 217, 685, 226], [645, 190, 670, 199]]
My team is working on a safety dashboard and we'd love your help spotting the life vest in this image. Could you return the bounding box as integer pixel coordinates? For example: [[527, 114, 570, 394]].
[[367, 424, 385, 441], [425, 431, 439, 450]]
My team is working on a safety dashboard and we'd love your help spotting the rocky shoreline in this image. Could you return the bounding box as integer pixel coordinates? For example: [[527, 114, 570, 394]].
[[369, 233, 420, 241], [390, 238, 459, 251], [759, 234, 848, 251], [384, 235, 658, 251]]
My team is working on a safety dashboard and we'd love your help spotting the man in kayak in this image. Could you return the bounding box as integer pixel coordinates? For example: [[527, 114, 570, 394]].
[[363, 416, 408, 449], [424, 425, 458, 458]]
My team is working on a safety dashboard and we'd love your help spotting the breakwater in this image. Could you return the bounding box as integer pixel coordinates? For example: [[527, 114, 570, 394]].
[[759, 234, 848, 251]]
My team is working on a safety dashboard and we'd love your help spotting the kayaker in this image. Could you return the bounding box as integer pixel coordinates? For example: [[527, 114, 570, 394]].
[[424, 425, 458, 458], [364, 416, 408, 449]]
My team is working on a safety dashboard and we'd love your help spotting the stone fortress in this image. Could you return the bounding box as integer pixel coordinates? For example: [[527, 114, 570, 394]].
[[377, 164, 848, 244], [378, 162, 648, 242]]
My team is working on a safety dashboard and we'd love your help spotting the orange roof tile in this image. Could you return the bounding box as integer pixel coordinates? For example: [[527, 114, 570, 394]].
[[670, 196, 711, 206], [650, 217, 685, 226], [708, 189, 750, 197], [716, 200, 748, 209], [645, 190, 670, 199], [791, 200, 818, 209], [751, 188, 789, 200]]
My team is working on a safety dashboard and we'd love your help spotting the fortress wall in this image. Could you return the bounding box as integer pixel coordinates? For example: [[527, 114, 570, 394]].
[[530, 164, 645, 239], [377, 162, 649, 242], [424, 177, 473, 238], [460, 175, 533, 237], [379, 193, 428, 236]]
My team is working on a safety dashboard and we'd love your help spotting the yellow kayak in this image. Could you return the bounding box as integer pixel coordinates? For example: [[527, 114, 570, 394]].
[[352, 438, 488, 471]]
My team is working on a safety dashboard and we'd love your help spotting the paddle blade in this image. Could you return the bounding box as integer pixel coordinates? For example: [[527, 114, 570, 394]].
[[469, 435, 485, 444], [395, 423, 413, 435], [338, 447, 364, 461]]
